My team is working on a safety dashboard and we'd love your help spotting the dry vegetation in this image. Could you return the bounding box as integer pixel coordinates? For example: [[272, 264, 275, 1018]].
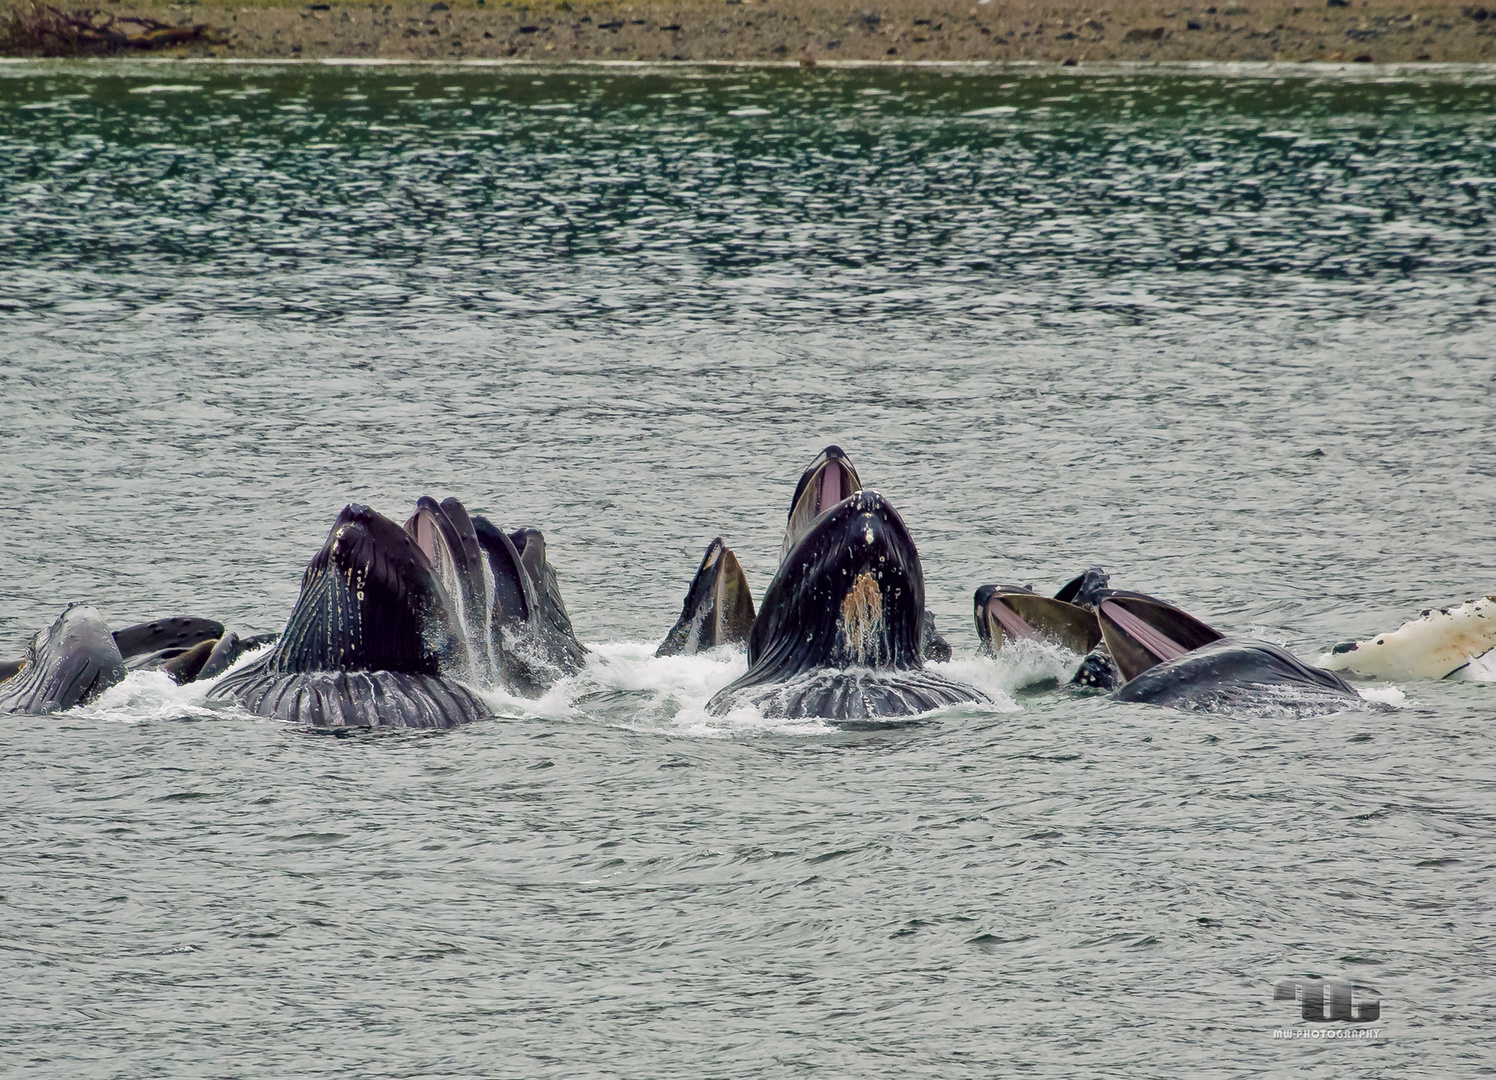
[[2, 0, 1492, 60], [0, 0, 213, 51]]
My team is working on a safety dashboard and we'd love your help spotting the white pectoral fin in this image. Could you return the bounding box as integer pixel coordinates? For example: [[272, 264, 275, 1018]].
[[1447, 645, 1496, 683], [1332, 596, 1496, 680]]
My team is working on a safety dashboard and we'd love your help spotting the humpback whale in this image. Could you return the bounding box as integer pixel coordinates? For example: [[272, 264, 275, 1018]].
[[470, 516, 588, 693], [209, 503, 491, 729], [782, 446, 951, 660], [1114, 638, 1362, 712], [659, 445, 952, 662], [1320, 595, 1496, 681], [1, 610, 274, 697], [108, 616, 278, 686], [1095, 590, 1361, 714], [657, 537, 756, 657], [402, 495, 586, 695], [0, 604, 129, 715], [708, 491, 988, 720], [113, 616, 225, 671], [500, 523, 589, 683]]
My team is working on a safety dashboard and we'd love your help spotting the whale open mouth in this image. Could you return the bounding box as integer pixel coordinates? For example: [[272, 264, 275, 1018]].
[[780, 445, 864, 562], [470, 514, 533, 629], [1094, 591, 1223, 682], [656, 537, 757, 657], [973, 587, 1102, 657]]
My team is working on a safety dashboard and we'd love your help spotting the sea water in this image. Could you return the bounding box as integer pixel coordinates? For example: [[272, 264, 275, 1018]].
[[1, 61, 1493, 1076]]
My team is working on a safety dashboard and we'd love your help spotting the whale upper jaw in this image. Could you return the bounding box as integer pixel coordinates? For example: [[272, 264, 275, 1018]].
[[711, 490, 987, 719], [779, 445, 864, 563], [973, 585, 1103, 658]]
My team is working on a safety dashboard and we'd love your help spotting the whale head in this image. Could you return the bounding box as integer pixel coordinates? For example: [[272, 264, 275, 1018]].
[[753, 490, 925, 680], [0, 604, 128, 715], [266, 503, 462, 677]]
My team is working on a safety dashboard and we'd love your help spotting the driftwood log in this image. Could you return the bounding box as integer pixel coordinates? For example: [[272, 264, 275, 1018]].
[[0, 2, 216, 54]]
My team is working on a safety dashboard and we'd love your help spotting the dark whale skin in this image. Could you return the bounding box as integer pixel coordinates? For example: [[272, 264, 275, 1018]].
[[1114, 638, 1362, 716], [216, 669, 489, 730], [709, 490, 986, 720], [469, 515, 588, 694], [209, 504, 489, 729], [0, 604, 128, 715]]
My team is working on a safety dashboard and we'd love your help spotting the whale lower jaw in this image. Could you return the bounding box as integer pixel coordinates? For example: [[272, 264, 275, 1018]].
[[708, 668, 989, 720], [210, 662, 491, 729]]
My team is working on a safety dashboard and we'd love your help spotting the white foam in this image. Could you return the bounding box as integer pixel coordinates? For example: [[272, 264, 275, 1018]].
[[62, 638, 1028, 736], [76, 644, 275, 725], [466, 640, 1021, 738], [1357, 684, 1407, 708], [956, 638, 1083, 695], [84, 670, 218, 723]]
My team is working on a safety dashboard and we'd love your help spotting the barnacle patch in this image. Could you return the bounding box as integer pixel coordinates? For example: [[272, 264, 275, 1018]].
[[838, 571, 884, 665]]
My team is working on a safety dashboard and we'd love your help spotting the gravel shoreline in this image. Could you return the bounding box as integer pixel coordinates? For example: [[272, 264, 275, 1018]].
[[3, 0, 1495, 63]]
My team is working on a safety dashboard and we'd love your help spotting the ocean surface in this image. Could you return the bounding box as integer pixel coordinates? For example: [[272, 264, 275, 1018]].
[[1, 59, 1493, 1077]]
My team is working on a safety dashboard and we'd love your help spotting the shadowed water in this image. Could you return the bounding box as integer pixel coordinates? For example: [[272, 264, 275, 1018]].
[[1, 61, 1493, 1077]]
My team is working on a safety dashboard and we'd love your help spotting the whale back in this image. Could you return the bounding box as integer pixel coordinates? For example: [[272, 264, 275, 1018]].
[[1116, 638, 1360, 715]]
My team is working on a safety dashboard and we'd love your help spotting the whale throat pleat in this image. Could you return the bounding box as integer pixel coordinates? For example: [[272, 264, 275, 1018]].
[[267, 517, 441, 676]]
